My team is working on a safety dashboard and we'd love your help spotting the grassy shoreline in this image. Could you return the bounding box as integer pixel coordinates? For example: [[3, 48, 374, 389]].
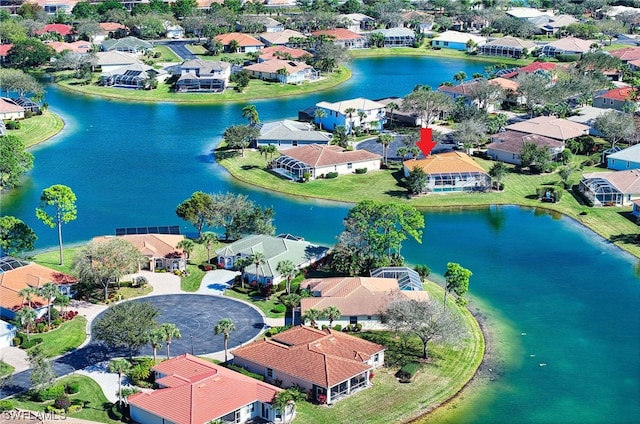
[[12, 111, 64, 149]]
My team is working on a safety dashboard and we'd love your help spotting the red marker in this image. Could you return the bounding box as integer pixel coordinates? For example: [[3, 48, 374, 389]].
[[416, 127, 436, 157]]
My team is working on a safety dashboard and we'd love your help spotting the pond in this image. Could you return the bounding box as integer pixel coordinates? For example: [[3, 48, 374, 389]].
[[1, 56, 639, 423]]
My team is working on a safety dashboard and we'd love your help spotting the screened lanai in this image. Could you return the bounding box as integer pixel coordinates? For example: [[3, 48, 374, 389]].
[[102, 69, 148, 89], [269, 155, 312, 181], [370, 267, 423, 291], [479, 44, 526, 57], [427, 171, 491, 193], [579, 177, 623, 206]]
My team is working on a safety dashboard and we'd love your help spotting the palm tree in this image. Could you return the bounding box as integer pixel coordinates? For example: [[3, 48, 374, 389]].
[[177, 239, 195, 261], [314, 108, 327, 130], [228, 39, 240, 53], [54, 294, 70, 316], [159, 323, 182, 359], [148, 328, 164, 362], [39, 282, 59, 327], [377, 133, 394, 165], [214, 318, 236, 362], [489, 162, 509, 191], [322, 305, 341, 328], [281, 293, 301, 325], [109, 359, 131, 406], [242, 104, 260, 125], [303, 308, 322, 328], [234, 256, 251, 289], [454, 71, 467, 85], [276, 67, 289, 83], [344, 107, 356, 134], [16, 307, 37, 341], [357, 110, 367, 131], [19, 286, 38, 308], [276, 260, 296, 294], [386, 102, 398, 128], [273, 386, 307, 424], [199, 232, 217, 264], [249, 252, 267, 286]]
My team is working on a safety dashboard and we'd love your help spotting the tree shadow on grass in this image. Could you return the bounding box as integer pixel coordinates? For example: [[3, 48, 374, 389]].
[[214, 149, 239, 161], [610, 233, 640, 245], [241, 165, 260, 171]]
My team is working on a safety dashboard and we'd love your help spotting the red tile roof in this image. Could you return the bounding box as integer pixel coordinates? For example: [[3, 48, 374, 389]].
[[129, 354, 281, 424], [35, 24, 74, 36], [232, 326, 385, 388], [608, 47, 640, 62], [99, 22, 128, 32], [214, 32, 264, 47], [0, 44, 13, 56], [259, 46, 311, 61], [597, 86, 637, 101], [312, 28, 364, 40], [518, 62, 557, 74]]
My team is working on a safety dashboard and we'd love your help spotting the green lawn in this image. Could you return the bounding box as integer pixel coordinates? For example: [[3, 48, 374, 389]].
[[186, 43, 207, 54], [295, 281, 483, 423], [10, 375, 121, 423], [217, 150, 640, 258], [11, 111, 64, 148], [31, 248, 78, 275], [0, 361, 14, 376], [55, 66, 351, 104], [36, 316, 87, 358], [153, 45, 180, 62], [224, 288, 286, 319]]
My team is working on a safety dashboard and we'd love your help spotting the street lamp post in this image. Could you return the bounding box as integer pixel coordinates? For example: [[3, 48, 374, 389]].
[[190, 333, 194, 355]]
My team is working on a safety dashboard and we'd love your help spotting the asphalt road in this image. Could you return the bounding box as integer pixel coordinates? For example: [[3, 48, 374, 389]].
[[154, 39, 198, 60], [0, 294, 264, 399]]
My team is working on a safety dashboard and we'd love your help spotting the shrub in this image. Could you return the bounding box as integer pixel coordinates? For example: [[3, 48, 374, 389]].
[[36, 322, 46, 333], [65, 381, 80, 394], [36, 384, 65, 401], [50, 308, 60, 320], [25, 110, 34, 119], [225, 364, 265, 381], [271, 304, 286, 313], [556, 54, 579, 62], [12, 336, 21, 346], [344, 324, 353, 332], [129, 364, 151, 386], [355, 168, 368, 174], [355, 323, 363, 332], [0, 400, 14, 411], [54, 395, 72, 411], [21, 337, 43, 349], [414, 264, 430, 279], [397, 361, 421, 383], [174, 270, 182, 276], [5, 121, 20, 130], [325, 172, 339, 179], [333, 324, 342, 331]]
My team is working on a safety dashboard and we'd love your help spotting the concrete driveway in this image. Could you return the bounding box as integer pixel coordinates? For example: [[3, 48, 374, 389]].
[[198, 269, 240, 295]]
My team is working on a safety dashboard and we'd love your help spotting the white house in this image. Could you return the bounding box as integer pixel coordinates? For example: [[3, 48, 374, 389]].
[[0, 320, 17, 348], [486, 131, 565, 165], [243, 59, 319, 84], [254, 120, 331, 149], [430, 31, 486, 51], [314, 97, 386, 133], [579, 170, 640, 206]]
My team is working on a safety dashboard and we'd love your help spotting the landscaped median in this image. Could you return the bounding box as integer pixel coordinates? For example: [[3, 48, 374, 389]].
[[55, 66, 352, 104], [216, 148, 640, 259]]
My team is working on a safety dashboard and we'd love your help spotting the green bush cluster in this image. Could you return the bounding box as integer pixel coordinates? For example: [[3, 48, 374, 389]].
[[35, 384, 65, 402], [264, 325, 291, 337], [20, 337, 44, 350], [0, 400, 14, 411], [65, 381, 80, 394], [54, 394, 71, 411], [271, 304, 286, 313], [325, 172, 339, 179], [355, 168, 368, 174], [556, 54, 579, 62], [225, 364, 265, 381], [342, 323, 363, 333], [6, 121, 20, 130], [129, 358, 155, 388], [397, 361, 421, 383]]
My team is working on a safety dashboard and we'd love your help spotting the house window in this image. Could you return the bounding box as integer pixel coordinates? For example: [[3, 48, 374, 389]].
[[374, 353, 379, 362], [347, 162, 353, 169], [247, 403, 255, 413], [292, 140, 298, 146], [444, 41, 449, 46], [367, 315, 372, 320], [350, 316, 357, 325], [267, 368, 273, 378]]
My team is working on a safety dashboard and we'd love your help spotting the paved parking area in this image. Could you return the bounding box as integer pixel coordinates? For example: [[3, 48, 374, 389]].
[[198, 269, 239, 295]]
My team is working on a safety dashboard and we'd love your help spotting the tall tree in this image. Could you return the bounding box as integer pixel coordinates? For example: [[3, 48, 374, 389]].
[[35, 185, 77, 266], [6, 38, 54, 69], [281, 293, 301, 324], [39, 282, 59, 327], [249, 251, 267, 285], [455, 118, 487, 153], [405, 166, 427, 195], [594, 110, 636, 149], [94, 301, 160, 358], [322, 305, 341, 328], [15, 306, 37, 341], [453, 71, 467, 84], [402, 89, 454, 128], [27, 345, 56, 390], [19, 286, 38, 308], [158, 323, 182, 359], [223, 125, 260, 157], [148, 328, 164, 362], [303, 308, 322, 328], [276, 260, 296, 294], [214, 318, 235, 362], [385, 299, 465, 359], [0, 216, 37, 256], [444, 262, 472, 306], [242, 104, 260, 125], [209, 192, 275, 240], [386, 101, 399, 128], [199, 231, 217, 264], [73, 237, 143, 301], [109, 359, 131, 406], [176, 238, 194, 261], [314, 108, 327, 130], [377, 133, 394, 164], [0, 134, 34, 191], [272, 386, 306, 424], [176, 191, 214, 238], [489, 162, 509, 190]]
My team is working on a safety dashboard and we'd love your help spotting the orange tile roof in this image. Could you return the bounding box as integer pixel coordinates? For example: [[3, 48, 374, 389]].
[[0, 262, 77, 311], [0, 44, 12, 56], [214, 32, 264, 47], [259, 46, 311, 61], [404, 151, 488, 175], [489, 77, 519, 91], [46, 40, 92, 53], [312, 28, 364, 40], [99, 22, 128, 32], [608, 47, 640, 62], [597, 86, 637, 101], [232, 326, 385, 388], [91, 234, 185, 259], [244, 59, 312, 74], [300, 277, 429, 316], [129, 354, 281, 424], [279, 144, 380, 168]]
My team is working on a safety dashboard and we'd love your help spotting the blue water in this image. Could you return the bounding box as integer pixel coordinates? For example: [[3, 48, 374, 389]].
[[1, 56, 639, 423]]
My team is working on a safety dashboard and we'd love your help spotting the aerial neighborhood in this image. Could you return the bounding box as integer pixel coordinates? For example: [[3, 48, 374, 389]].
[[1, 0, 640, 422]]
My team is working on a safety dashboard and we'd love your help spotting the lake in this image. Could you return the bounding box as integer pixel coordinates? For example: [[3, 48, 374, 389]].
[[1, 56, 639, 423]]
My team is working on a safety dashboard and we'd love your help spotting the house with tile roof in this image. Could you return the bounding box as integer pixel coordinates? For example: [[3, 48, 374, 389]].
[[270, 144, 381, 180], [244, 59, 319, 84], [300, 276, 429, 329], [607, 144, 640, 171], [95, 51, 141, 73], [175, 59, 231, 92], [100, 63, 167, 90], [0, 257, 77, 320], [0, 44, 12, 62], [608, 46, 640, 63], [92, 234, 186, 272], [254, 120, 331, 149], [338, 13, 376, 33], [593, 87, 638, 112], [93, 22, 128, 44], [312, 28, 365, 49], [567, 106, 616, 136], [539, 37, 592, 57], [258, 46, 311, 62], [438, 79, 499, 111], [506, 7, 553, 20], [401, 10, 434, 34], [370, 27, 416, 47], [259, 29, 306, 47], [214, 32, 265, 53], [215, 234, 329, 286], [102, 36, 152, 54], [579, 169, 640, 206], [232, 326, 385, 405], [531, 14, 578, 35], [517, 61, 557, 76], [505, 116, 589, 141], [403, 151, 491, 193], [430, 31, 486, 51], [479, 36, 536, 58], [486, 130, 565, 165], [46, 40, 92, 54], [314, 97, 386, 133], [35, 23, 74, 38], [0, 98, 25, 120], [129, 353, 290, 424]]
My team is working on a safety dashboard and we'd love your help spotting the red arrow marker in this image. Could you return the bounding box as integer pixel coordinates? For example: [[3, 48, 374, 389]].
[[416, 127, 436, 157]]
